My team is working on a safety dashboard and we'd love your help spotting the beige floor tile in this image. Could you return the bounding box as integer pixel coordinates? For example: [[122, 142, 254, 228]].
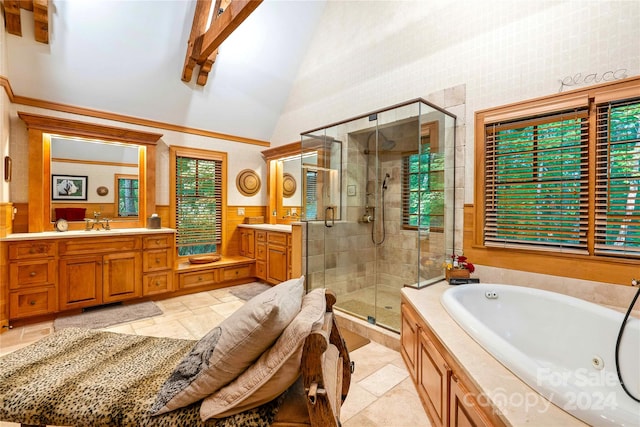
[[174, 292, 222, 310], [211, 299, 245, 317], [340, 381, 379, 422], [102, 323, 136, 335], [133, 318, 193, 339], [350, 340, 404, 381], [178, 311, 226, 338], [358, 363, 409, 397], [344, 377, 431, 427]]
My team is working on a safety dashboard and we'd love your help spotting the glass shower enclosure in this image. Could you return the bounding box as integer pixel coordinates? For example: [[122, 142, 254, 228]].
[[300, 99, 457, 332]]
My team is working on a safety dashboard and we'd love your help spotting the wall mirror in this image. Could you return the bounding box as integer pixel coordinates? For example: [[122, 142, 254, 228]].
[[50, 136, 140, 222], [262, 142, 304, 224], [19, 112, 162, 232]]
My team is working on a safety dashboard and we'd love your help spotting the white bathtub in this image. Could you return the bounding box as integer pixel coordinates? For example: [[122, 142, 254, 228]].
[[441, 283, 640, 427]]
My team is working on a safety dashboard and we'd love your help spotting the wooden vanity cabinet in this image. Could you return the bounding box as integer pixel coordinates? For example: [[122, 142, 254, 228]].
[[8, 241, 57, 319], [142, 235, 173, 296], [238, 226, 299, 285], [266, 231, 288, 284], [255, 230, 267, 281], [401, 298, 503, 427], [59, 236, 142, 309], [239, 228, 255, 258], [58, 254, 103, 310]]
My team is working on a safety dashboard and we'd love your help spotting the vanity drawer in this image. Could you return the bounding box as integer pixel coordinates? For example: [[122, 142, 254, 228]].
[[267, 232, 288, 246], [143, 248, 172, 272], [9, 259, 56, 290], [256, 231, 267, 242], [59, 236, 140, 256], [9, 241, 56, 260], [9, 286, 57, 319], [256, 242, 267, 261], [179, 269, 219, 289], [255, 260, 267, 280], [222, 264, 253, 281], [143, 272, 173, 295], [143, 235, 172, 249]]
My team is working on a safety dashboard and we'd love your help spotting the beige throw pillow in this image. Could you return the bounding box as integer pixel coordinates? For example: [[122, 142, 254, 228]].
[[151, 276, 305, 415], [200, 288, 327, 420]]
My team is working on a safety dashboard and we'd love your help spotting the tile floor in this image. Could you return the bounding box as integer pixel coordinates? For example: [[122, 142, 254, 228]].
[[0, 284, 431, 427]]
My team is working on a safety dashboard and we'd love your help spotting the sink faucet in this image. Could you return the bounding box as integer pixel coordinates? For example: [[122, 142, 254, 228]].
[[85, 211, 111, 231]]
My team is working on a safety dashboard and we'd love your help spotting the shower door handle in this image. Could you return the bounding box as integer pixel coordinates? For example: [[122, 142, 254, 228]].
[[324, 206, 335, 228]]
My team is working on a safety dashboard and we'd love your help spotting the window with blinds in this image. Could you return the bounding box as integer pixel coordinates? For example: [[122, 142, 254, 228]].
[[484, 109, 589, 253], [175, 155, 223, 256], [402, 149, 444, 230], [304, 170, 318, 220], [594, 98, 640, 256], [115, 174, 139, 217]]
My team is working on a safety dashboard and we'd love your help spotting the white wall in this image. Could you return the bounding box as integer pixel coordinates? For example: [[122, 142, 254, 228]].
[[271, 1, 640, 205]]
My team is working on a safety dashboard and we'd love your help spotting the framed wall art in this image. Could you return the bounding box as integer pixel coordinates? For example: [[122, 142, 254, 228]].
[[52, 175, 88, 200]]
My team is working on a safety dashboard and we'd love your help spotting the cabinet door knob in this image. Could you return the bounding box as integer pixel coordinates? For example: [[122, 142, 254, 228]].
[[155, 258, 160, 263], [30, 271, 37, 277], [198, 276, 203, 281], [156, 239, 160, 245], [155, 281, 161, 287], [29, 300, 36, 306]]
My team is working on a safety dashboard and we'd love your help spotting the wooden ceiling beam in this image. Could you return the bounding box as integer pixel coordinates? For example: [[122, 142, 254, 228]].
[[181, 0, 212, 83], [196, 0, 262, 64], [3, 1, 23, 36], [32, 0, 47, 43], [1, 0, 48, 43], [195, 0, 226, 86]]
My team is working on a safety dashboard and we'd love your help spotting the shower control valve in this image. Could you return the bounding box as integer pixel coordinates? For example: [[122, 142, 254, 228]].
[[361, 214, 374, 223]]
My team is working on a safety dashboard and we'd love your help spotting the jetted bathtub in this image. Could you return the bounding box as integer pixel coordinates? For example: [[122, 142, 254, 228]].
[[441, 283, 640, 427]]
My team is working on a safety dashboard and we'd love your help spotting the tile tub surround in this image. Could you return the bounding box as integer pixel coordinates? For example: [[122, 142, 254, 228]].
[[402, 284, 588, 427], [0, 285, 428, 427]]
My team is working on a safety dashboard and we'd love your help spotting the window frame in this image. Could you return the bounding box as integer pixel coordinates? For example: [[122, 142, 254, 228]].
[[169, 146, 227, 261], [114, 174, 139, 218], [470, 77, 640, 284]]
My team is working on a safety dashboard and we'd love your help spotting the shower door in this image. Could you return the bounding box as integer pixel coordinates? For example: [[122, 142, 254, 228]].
[[302, 99, 456, 333]]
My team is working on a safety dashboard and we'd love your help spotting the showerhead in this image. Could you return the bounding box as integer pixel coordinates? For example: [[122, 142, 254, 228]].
[[364, 130, 396, 154], [379, 132, 396, 151]]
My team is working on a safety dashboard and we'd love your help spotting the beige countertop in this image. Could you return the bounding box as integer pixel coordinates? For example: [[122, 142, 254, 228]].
[[1, 227, 175, 241], [402, 283, 587, 427], [237, 223, 294, 233]]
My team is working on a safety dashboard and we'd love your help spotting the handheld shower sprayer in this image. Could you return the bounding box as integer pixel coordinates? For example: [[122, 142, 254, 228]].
[[382, 173, 390, 190]]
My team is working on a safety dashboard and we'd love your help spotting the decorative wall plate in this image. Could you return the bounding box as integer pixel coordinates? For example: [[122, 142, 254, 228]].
[[96, 186, 109, 196], [236, 169, 261, 196], [282, 173, 296, 198]]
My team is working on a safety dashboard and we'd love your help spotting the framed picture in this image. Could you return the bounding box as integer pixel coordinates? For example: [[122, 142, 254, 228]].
[[52, 175, 88, 200]]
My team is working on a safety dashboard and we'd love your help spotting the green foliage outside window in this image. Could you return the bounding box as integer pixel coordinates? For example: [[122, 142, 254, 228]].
[[403, 149, 444, 230]]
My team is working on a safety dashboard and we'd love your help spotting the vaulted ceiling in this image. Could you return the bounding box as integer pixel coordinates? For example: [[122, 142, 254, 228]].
[[3, 0, 326, 143]]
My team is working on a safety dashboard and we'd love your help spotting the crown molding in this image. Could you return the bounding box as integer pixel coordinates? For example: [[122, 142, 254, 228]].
[[0, 74, 270, 147]]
